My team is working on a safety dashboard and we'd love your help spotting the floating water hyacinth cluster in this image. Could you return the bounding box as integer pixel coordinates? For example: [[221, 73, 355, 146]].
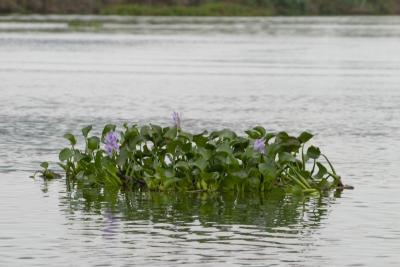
[[37, 113, 345, 196]]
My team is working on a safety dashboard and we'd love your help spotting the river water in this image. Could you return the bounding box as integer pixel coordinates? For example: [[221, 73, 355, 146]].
[[0, 16, 399, 266]]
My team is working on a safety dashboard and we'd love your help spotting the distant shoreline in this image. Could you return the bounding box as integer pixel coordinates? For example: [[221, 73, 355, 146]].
[[1, 2, 400, 17]]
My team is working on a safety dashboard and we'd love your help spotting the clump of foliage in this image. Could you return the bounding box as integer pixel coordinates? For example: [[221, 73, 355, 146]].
[[38, 113, 344, 196], [32, 162, 61, 180]]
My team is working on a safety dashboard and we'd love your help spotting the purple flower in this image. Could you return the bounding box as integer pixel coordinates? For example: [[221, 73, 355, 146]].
[[171, 111, 181, 129], [104, 131, 119, 156], [253, 139, 265, 153]]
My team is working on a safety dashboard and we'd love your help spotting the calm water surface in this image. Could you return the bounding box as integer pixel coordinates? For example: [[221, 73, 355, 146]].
[[0, 16, 400, 266]]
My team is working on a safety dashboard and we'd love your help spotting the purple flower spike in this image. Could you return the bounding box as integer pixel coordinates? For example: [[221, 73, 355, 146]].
[[104, 131, 119, 156], [253, 139, 265, 153], [171, 111, 181, 129]]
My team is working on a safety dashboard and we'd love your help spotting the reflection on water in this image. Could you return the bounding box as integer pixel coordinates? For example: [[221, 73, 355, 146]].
[[52, 179, 336, 265], [61, 184, 334, 229]]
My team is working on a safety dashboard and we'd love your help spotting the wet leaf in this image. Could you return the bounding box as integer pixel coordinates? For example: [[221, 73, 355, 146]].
[[63, 133, 76, 146], [164, 127, 177, 139], [191, 158, 207, 172], [298, 131, 313, 143], [211, 129, 236, 140], [59, 148, 73, 161], [245, 129, 262, 139], [164, 177, 180, 189], [82, 125, 92, 138], [193, 131, 208, 147], [307, 146, 321, 159], [253, 126, 266, 137], [279, 152, 296, 163], [87, 136, 100, 150], [315, 162, 327, 179], [259, 161, 277, 180]]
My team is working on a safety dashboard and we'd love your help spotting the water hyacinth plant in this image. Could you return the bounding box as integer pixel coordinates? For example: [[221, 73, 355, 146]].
[[38, 116, 348, 196]]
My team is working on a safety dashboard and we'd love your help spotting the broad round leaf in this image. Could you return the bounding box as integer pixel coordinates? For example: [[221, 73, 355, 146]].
[[307, 146, 321, 159], [245, 129, 262, 139], [63, 133, 76, 146], [82, 125, 92, 138], [253, 126, 266, 137], [87, 136, 100, 150], [279, 152, 296, 163], [164, 127, 177, 139], [59, 148, 73, 161], [298, 131, 313, 144]]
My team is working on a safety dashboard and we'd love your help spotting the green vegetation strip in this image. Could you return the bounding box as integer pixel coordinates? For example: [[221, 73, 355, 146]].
[[100, 3, 273, 16], [2, 1, 400, 16], [36, 114, 346, 196]]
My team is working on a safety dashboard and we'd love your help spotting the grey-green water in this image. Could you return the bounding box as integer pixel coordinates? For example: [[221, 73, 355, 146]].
[[0, 16, 400, 266]]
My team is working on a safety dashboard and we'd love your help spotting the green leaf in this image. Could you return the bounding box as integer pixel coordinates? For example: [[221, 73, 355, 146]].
[[82, 125, 92, 138], [181, 142, 192, 153], [40, 162, 49, 169], [164, 127, 177, 139], [231, 170, 248, 180], [280, 137, 301, 152], [43, 170, 59, 180], [163, 168, 175, 178], [174, 161, 189, 171], [211, 129, 236, 140], [95, 151, 103, 170], [315, 162, 327, 179], [275, 131, 289, 143], [202, 172, 219, 182], [193, 131, 208, 147], [124, 127, 140, 141], [116, 148, 128, 166], [197, 147, 211, 160], [231, 137, 249, 151], [253, 126, 266, 137], [178, 131, 193, 141], [307, 146, 321, 159], [279, 152, 296, 163], [63, 133, 76, 146], [298, 131, 313, 144], [128, 136, 143, 150], [259, 161, 277, 180], [265, 133, 276, 142], [166, 140, 178, 154], [102, 124, 116, 140], [164, 177, 180, 189], [73, 150, 85, 162], [200, 179, 208, 190], [103, 158, 119, 177], [191, 158, 207, 172], [245, 129, 262, 139], [140, 125, 152, 138], [266, 143, 281, 159], [216, 142, 232, 155], [59, 148, 73, 161], [150, 124, 162, 136], [87, 136, 100, 150]]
